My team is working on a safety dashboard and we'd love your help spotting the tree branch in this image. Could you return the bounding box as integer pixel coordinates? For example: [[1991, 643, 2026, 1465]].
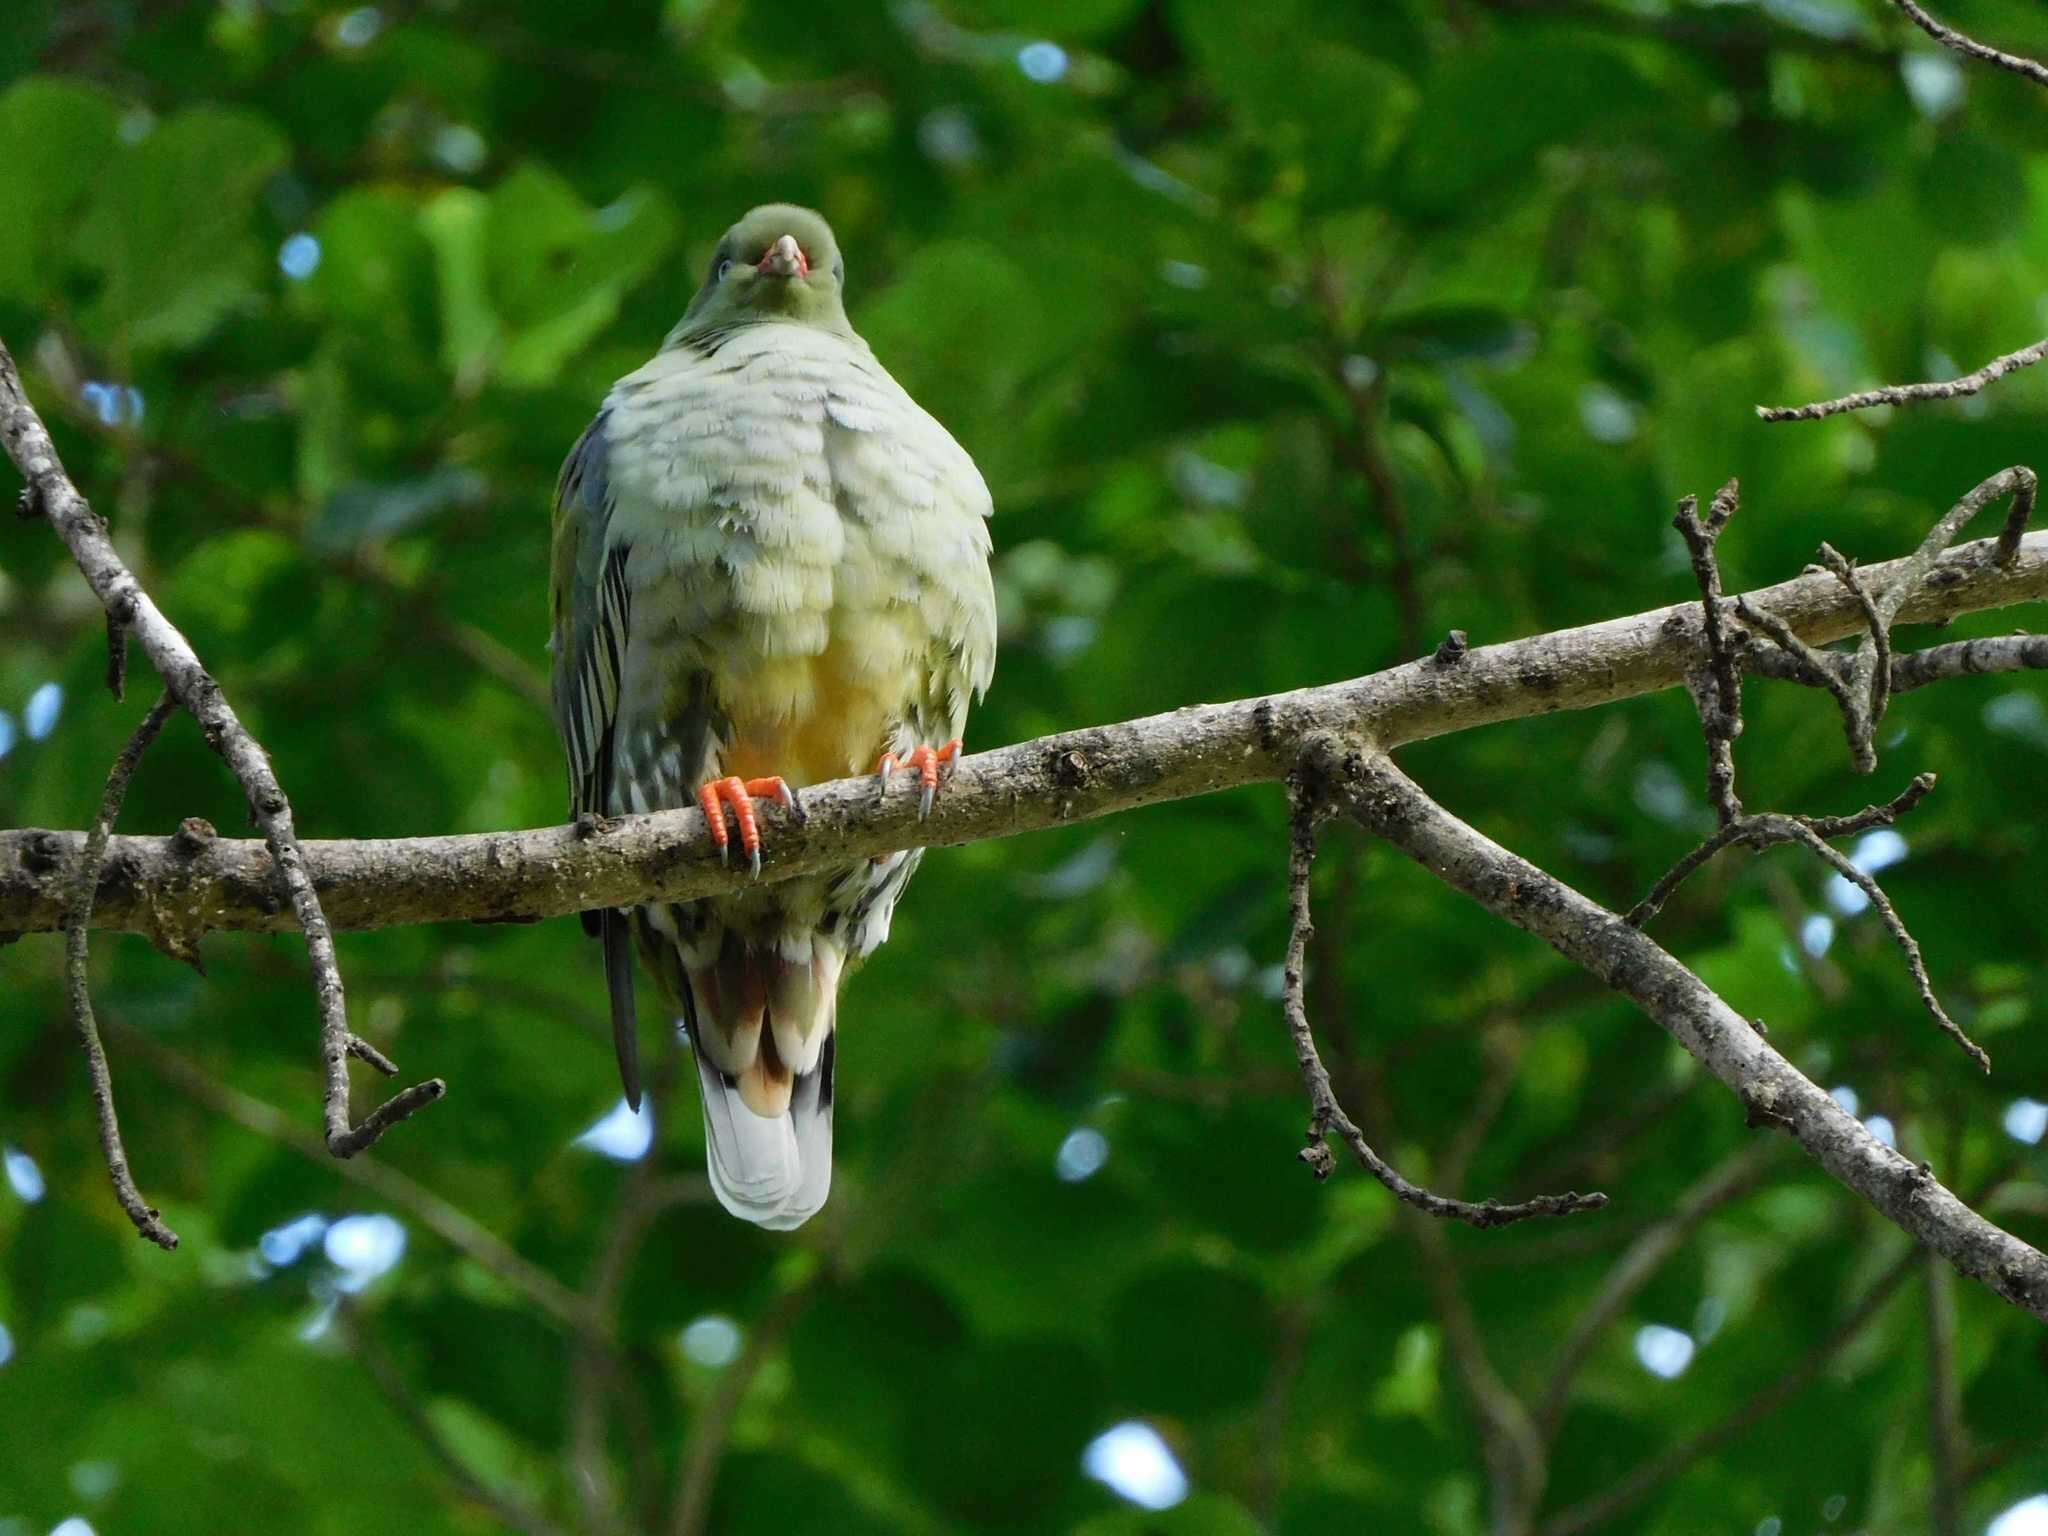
[[1892, 633, 2048, 693], [0, 336, 443, 1156], [1311, 738, 2048, 1321], [7, 527, 2045, 942], [1735, 467, 2034, 773], [1886, 0, 2048, 91]]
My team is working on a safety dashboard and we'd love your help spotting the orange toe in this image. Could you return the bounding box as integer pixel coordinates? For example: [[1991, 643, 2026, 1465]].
[[699, 775, 802, 876], [877, 739, 964, 820]]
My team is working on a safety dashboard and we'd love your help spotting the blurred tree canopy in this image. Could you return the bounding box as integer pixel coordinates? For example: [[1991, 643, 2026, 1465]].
[[4, 1, 2048, 1533]]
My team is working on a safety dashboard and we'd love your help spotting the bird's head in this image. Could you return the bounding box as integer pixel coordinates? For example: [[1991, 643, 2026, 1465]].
[[674, 204, 849, 342]]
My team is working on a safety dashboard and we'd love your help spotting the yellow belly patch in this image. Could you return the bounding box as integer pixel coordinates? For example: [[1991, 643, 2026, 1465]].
[[717, 631, 906, 787]]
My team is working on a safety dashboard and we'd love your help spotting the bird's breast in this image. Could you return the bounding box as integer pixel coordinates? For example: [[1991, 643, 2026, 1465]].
[[603, 328, 983, 791]]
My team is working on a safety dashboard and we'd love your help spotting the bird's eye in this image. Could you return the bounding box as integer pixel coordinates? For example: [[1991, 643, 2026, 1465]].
[[717, 259, 733, 280]]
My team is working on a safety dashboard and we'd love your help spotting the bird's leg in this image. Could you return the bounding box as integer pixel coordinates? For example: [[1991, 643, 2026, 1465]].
[[876, 739, 963, 821], [698, 776, 803, 877]]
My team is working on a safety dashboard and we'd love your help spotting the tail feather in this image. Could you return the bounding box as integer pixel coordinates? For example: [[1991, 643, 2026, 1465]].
[[687, 933, 840, 1230], [693, 1029, 834, 1230], [600, 909, 641, 1111]]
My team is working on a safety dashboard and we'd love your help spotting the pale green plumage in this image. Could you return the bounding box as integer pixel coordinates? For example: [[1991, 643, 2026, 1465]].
[[549, 204, 995, 1228]]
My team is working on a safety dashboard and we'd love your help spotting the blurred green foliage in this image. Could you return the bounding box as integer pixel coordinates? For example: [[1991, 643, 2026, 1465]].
[[3, 1, 2048, 1533]]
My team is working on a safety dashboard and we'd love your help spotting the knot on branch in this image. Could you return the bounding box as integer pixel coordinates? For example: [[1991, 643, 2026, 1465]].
[[1288, 729, 1368, 821], [172, 817, 216, 857], [21, 829, 65, 875], [1047, 748, 1093, 792], [1299, 1129, 1337, 1180]]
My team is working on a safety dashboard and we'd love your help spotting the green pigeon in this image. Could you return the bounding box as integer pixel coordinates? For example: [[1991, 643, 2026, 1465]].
[[549, 205, 997, 1228]]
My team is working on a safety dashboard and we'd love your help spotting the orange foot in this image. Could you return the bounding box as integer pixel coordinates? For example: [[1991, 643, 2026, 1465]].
[[876, 739, 963, 822], [698, 775, 804, 877]]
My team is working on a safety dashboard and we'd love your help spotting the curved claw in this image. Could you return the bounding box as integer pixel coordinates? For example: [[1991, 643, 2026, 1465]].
[[698, 775, 797, 877], [877, 739, 964, 822]]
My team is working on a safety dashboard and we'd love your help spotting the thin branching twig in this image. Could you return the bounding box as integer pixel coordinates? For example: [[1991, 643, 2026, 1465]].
[[67, 691, 181, 1249], [1284, 787, 1605, 1227], [1738, 467, 2035, 773], [1673, 481, 1746, 823], [1889, 0, 2048, 90], [1758, 335, 2048, 422], [0, 337, 444, 1158], [1626, 776, 1936, 927], [1786, 820, 1988, 1071]]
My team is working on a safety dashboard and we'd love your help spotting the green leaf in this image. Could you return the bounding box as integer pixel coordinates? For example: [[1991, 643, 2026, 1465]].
[[420, 187, 500, 385], [74, 107, 289, 351], [487, 167, 679, 386], [1174, 0, 1417, 205], [1398, 36, 1657, 216], [0, 77, 121, 305]]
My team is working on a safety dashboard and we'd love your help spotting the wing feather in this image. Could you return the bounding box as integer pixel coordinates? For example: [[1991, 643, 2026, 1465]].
[[550, 412, 644, 1108]]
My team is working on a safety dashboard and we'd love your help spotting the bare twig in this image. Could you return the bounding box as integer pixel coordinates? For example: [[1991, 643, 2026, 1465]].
[[105, 610, 129, 701], [1536, 1242, 1920, 1536], [1887, 0, 2048, 91], [114, 1024, 594, 1334], [1892, 633, 2048, 693], [327, 1079, 448, 1156], [1782, 819, 1988, 1071], [1817, 542, 1890, 754], [1759, 335, 2048, 421], [1626, 775, 1936, 926], [1736, 468, 2035, 772], [1648, 481, 1989, 1068], [67, 692, 181, 1249], [345, 1034, 401, 1076], [0, 337, 443, 1158], [338, 1297, 570, 1536], [1672, 482, 1745, 824], [1733, 594, 1844, 687], [1283, 789, 1605, 1227], [1315, 739, 2048, 1321]]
